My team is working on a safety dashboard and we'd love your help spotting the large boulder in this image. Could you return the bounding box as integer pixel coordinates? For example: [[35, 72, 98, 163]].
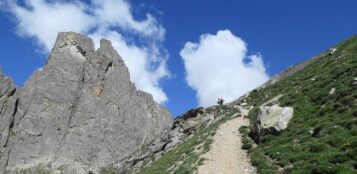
[[252, 105, 293, 143], [1, 32, 173, 174], [257, 105, 294, 133]]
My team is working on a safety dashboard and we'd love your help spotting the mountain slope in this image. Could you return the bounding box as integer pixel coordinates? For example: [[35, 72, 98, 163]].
[[138, 36, 357, 174], [241, 35, 357, 173]]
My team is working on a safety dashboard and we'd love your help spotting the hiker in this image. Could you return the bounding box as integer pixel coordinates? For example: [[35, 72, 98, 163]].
[[217, 97, 224, 108]]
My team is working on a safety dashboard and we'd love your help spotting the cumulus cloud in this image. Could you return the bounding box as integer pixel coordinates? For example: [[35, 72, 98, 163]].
[[180, 30, 269, 107], [2, 0, 169, 103]]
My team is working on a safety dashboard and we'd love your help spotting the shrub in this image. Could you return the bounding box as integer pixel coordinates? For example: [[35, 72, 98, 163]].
[[242, 143, 252, 150], [330, 153, 349, 164], [309, 143, 326, 153]]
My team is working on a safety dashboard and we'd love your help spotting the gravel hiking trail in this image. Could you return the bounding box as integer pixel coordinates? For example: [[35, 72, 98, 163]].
[[196, 108, 256, 174]]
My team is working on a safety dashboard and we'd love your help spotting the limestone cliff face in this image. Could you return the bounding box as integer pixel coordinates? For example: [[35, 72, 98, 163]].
[[0, 32, 173, 173], [0, 69, 17, 173]]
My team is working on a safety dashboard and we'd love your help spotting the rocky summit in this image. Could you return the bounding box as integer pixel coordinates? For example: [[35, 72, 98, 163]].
[[0, 32, 173, 174]]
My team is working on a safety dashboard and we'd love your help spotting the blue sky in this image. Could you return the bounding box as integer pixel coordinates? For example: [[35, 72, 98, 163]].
[[1, 0, 357, 116]]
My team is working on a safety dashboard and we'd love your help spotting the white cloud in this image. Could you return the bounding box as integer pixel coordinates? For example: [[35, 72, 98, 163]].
[[180, 30, 269, 107], [92, 0, 165, 40], [8, 0, 94, 51], [2, 0, 169, 104]]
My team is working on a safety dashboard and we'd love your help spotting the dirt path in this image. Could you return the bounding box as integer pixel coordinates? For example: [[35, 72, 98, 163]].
[[196, 108, 256, 174]]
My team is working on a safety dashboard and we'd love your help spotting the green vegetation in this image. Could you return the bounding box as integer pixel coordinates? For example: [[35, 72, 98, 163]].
[[138, 109, 239, 174], [100, 168, 117, 174], [8, 165, 54, 174], [239, 126, 253, 150], [243, 35, 357, 173]]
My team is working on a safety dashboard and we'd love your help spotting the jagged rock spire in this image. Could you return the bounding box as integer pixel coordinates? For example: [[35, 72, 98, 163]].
[[0, 32, 173, 174]]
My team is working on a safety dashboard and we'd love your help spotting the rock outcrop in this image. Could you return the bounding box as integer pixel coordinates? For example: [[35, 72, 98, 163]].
[[164, 107, 212, 150], [0, 32, 173, 174], [164, 106, 235, 151], [256, 105, 294, 134], [251, 104, 293, 144]]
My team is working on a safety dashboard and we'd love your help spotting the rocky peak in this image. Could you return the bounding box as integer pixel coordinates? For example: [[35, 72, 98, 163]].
[[0, 32, 173, 174]]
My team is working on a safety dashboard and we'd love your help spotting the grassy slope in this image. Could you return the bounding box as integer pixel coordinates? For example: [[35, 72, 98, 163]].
[[243, 36, 357, 174]]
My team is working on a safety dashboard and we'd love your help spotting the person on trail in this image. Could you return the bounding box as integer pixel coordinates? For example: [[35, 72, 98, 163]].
[[217, 97, 224, 108]]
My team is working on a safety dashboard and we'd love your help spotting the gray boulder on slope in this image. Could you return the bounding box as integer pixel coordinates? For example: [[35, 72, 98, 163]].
[[0, 32, 173, 174], [257, 105, 294, 134], [252, 104, 294, 144]]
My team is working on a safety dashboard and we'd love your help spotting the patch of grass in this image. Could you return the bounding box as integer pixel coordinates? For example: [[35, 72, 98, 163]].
[[242, 35, 357, 173], [8, 165, 54, 174], [239, 126, 254, 150], [242, 143, 253, 150], [229, 107, 240, 116], [99, 168, 117, 174]]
